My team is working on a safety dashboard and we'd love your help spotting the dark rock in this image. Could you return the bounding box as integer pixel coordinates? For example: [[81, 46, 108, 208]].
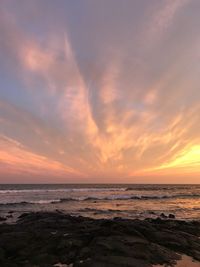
[[8, 211, 14, 214], [79, 246, 91, 259], [149, 211, 156, 215], [169, 214, 175, 219], [160, 213, 168, 219], [0, 211, 199, 266], [0, 216, 6, 222]]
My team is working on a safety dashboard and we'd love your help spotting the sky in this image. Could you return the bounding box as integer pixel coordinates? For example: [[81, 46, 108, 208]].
[[0, 0, 200, 184]]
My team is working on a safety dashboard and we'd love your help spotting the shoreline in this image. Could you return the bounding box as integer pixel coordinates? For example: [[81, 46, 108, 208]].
[[0, 211, 200, 266]]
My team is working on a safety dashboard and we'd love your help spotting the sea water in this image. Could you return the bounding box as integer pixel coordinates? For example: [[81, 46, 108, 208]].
[[0, 184, 199, 220]]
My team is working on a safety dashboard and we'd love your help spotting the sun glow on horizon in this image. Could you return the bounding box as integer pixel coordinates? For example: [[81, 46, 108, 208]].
[[160, 145, 200, 169]]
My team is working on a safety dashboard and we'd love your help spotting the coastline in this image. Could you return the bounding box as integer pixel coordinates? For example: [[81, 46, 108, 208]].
[[0, 211, 200, 267]]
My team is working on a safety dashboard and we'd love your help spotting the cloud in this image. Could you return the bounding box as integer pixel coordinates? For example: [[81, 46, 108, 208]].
[[0, 0, 200, 182], [0, 135, 85, 182], [144, 0, 191, 46], [0, 100, 90, 178]]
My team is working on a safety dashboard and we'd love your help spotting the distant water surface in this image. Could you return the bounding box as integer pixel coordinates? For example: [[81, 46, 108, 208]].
[[0, 184, 199, 220]]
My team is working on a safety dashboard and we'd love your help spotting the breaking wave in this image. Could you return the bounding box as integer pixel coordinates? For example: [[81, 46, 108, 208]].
[[0, 193, 200, 206], [0, 188, 126, 194]]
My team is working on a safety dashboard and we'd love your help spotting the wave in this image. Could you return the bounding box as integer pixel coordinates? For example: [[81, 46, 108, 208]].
[[81, 194, 200, 201], [0, 188, 126, 194], [125, 185, 199, 191], [1, 193, 200, 207], [0, 199, 61, 206], [1, 185, 199, 195]]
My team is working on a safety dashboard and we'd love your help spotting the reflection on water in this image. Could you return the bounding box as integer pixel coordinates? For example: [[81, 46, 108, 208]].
[[154, 255, 200, 267]]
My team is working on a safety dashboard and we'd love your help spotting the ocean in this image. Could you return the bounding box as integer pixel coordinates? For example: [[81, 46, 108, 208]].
[[0, 184, 200, 221]]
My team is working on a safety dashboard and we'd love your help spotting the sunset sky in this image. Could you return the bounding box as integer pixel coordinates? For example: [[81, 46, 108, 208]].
[[0, 0, 200, 183]]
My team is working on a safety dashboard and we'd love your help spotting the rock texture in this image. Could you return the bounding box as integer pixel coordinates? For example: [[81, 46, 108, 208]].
[[0, 211, 200, 267]]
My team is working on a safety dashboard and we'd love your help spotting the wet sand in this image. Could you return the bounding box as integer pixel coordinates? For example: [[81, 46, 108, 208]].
[[154, 255, 200, 266], [175, 255, 200, 267]]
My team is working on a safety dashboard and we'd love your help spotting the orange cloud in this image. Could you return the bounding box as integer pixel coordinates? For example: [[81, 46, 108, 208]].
[[0, 135, 85, 182]]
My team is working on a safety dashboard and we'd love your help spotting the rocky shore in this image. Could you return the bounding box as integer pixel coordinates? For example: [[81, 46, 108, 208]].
[[0, 211, 200, 267]]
